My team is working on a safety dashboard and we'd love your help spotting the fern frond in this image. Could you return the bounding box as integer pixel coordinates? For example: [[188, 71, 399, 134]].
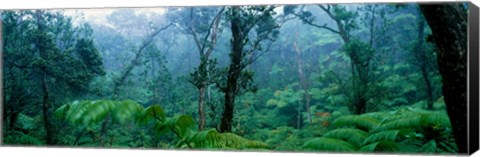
[[323, 128, 367, 147], [363, 130, 399, 145], [374, 116, 421, 132], [3, 131, 43, 145], [189, 129, 223, 148], [138, 105, 166, 124], [374, 111, 451, 132], [186, 129, 269, 149], [54, 104, 70, 120], [420, 140, 437, 153], [359, 140, 399, 152], [332, 115, 380, 131], [164, 115, 195, 137], [112, 100, 143, 124], [58, 100, 144, 126], [302, 137, 357, 152], [361, 112, 390, 121], [67, 100, 114, 125], [220, 133, 270, 149], [419, 112, 451, 128]]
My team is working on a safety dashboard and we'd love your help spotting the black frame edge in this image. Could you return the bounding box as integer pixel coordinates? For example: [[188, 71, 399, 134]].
[[468, 1, 479, 155]]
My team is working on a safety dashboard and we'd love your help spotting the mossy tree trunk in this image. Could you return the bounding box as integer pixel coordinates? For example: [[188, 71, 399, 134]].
[[419, 3, 468, 154]]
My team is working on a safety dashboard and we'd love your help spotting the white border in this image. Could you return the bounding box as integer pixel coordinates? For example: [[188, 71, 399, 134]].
[[0, 0, 476, 9]]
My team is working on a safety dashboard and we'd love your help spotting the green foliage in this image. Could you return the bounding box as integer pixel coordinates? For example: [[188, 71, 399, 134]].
[[266, 88, 301, 108], [302, 108, 456, 153], [54, 100, 269, 149], [332, 115, 380, 131], [188, 129, 269, 149], [138, 105, 166, 124], [303, 137, 357, 152], [373, 109, 451, 132], [359, 140, 399, 152], [3, 131, 43, 145], [363, 130, 399, 145], [76, 38, 106, 76], [55, 100, 143, 126], [1, 4, 456, 155], [323, 128, 367, 147]]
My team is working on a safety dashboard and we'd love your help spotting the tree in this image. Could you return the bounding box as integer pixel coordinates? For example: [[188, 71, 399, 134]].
[[172, 7, 225, 131], [411, 8, 437, 110], [292, 4, 379, 114], [419, 3, 468, 154], [216, 6, 280, 132], [293, 33, 313, 125], [2, 10, 105, 145], [110, 22, 173, 100]]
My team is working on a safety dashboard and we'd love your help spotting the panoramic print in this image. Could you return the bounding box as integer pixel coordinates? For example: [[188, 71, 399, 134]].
[[1, 3, 469, 155]]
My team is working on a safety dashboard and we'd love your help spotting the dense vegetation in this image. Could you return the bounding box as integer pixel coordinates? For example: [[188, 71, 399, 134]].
[[1, 3, 468, 155]]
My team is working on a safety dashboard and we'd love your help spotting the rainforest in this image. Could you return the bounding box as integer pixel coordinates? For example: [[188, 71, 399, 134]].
[[1, 3, 469, 155]]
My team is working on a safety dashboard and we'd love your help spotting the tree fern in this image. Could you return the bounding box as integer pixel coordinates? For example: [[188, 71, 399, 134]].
[[138, 105, 166, 124], [188, 129, 223, 148], [111, 100, 143, 124], [184, 129, 269, 149], [219, 133, 269, 149], [373, 110, 450, 132], [304, 109, 455, 153], [162, 115, 195, 138], [359, 140, 399, 152], [302, 137, 357, 152], [363, 130, 399, 145], [322, 128, 367, 147], [419, 140, 437, 153], [331, 115, 380, 131], [3, 131, 43, 145], [55, 100, 144, 126]]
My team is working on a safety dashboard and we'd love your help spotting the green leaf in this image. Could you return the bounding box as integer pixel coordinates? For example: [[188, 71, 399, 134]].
[[359, 141, 399, 152], [138, 105, 166, 124], [323, 128, 367, 147], [302, 137, 357, 152], [332, 115, 380, 131], [363, 130, 400, 145]]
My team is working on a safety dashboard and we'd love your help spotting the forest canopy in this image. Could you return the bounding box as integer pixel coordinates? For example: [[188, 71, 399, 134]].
[[1, 3, 469, 155]]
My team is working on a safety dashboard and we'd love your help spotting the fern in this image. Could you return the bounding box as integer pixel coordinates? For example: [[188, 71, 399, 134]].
[[112, 100, 143, 124], [188, 129, 223, 148], [55, 100, 143, 126], [138, 105, 166, 124], [373, 110, 450, 132], [184, 129, 269, 149], [302, 137, 357, 152], [3, 131, 43, 145], [304, 109, 455, 153], [331, 115, 380, 131], [419, 140, 437, 153], [363, 130, 399, 145], [359, 140, 399, 152], [220, 133, 269, 149], [162, 115, 195, 138], [323, 128, 367, 147]]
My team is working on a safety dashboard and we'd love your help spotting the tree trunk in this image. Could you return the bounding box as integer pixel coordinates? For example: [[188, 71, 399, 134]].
[[219, 7, 243, 133], [41, 46, 53, 145], [293, 41, 312, 125], [99, 113, 111, 147], [35, 10, 53, 145], [197, 86, 206, 131], [414, 15, 434, 110], [419, 4, 467, 154], [296, 108, 302, 129], [421, 68, 434, 110], [8, 111, 19, 131]]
